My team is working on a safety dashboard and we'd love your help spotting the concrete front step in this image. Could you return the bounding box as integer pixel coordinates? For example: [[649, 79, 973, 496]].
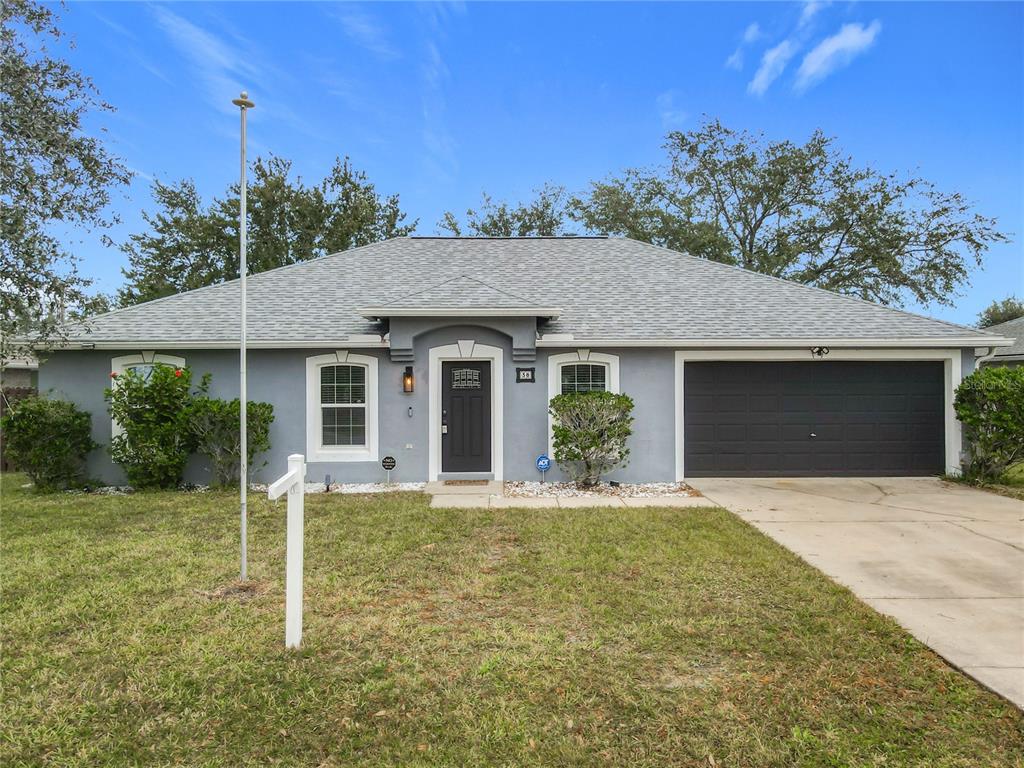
[[429, 494, 714, 509], [425, 480, 503, 496]]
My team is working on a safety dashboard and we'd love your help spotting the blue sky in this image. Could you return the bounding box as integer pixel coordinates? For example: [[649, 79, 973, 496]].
[[55, 1, 1023, 326]]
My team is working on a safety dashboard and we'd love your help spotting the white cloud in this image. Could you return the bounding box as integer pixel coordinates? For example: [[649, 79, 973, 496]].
[[748, 39, 798, 96], [656, 91, 687, 129], [151, 6, 325, 143], [332, 7, 399, 59], [795, 20, 882, 91], [151, 5, 264, 115], [798, 1, 830, 29], [725, 21, 763, 71]]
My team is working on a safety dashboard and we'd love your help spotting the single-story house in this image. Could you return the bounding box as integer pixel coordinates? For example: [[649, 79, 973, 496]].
[[38, 236, 1012, 485], [979, 316, 1024, 367]]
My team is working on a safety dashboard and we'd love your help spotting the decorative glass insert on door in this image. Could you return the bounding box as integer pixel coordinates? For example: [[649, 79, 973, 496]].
[[451, 367, 482, 389]]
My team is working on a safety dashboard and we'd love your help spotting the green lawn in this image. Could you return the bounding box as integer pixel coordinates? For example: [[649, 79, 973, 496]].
[[2, 474, 1021, 767]]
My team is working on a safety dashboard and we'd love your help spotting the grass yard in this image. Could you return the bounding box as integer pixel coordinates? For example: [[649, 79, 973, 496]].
[[2, 474, 1022, 767]]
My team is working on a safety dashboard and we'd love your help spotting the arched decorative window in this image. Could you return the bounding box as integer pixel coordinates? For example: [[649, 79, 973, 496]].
[[559, 362, 608, 394], [546, 350, 621, 453], [110, 352, 186, 438], [305, 352, 378, 462]]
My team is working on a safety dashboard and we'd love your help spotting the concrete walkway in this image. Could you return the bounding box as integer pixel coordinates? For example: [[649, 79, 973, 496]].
[[690, 477, 1024, 709], [425, 481, 713, 510]]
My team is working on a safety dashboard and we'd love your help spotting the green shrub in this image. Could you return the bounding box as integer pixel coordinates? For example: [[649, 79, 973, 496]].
[[549, 391, 635, 487], [0, 396, 97, 491], [190, 397, 274, 487], [106, 365, 198, 489], [954, 366, 1024, 482]]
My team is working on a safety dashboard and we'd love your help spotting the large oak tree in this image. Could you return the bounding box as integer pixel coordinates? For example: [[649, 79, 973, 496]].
[[571, 119, 1008, 307], [1, 0, 131, 358]]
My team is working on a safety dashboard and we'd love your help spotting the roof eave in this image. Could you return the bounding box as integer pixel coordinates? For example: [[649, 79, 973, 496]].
[[358, 306, 562, 320], [36, 334, 1010, 351], [535, 336, 1014, 348]]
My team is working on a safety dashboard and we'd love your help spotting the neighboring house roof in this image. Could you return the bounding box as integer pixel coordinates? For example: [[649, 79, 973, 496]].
[[983, 316, 1024, 360], [52, 236, 1008, 348]]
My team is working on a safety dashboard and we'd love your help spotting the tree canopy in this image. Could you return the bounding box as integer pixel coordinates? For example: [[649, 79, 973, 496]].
[[977, 297, 1024, 328], [118, 156, 415, 306], [1, 0, 131, 357], [439, 184, 571, 237], [571, 119, 1009, 308]]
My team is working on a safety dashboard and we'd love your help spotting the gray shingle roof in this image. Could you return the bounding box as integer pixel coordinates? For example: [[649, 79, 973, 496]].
[[59, 237, 1003, 346], [985, 316, 1024, 359], [375, 274, 548, 309]]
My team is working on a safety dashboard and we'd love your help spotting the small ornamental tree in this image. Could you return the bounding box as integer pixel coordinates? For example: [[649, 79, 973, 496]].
[[954, 366, 1024, 482], [549, 391, 635, 487], [0, 396, 97, 490], [106, 365, 198, 488], [190, 397, 274, 486]]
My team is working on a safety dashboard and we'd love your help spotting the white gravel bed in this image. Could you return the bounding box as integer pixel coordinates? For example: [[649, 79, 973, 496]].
[[251, 481, 425, 495], [503, 481, 701, 498]]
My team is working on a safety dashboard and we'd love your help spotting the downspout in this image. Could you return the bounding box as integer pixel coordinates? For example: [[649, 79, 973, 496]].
[[975, 346, 997, 366]]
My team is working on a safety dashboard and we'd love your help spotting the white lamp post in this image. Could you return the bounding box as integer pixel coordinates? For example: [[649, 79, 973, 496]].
[[232, 90, 254, 581]]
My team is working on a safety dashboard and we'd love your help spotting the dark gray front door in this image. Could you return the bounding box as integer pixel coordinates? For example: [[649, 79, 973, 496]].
[[684, 361, 944, 477], [441, 361, 491, 473]]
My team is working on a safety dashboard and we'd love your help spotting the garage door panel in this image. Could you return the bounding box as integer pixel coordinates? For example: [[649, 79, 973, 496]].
[[684, 361, 944, 477]]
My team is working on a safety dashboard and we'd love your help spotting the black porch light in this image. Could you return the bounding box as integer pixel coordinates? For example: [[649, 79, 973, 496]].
[[402, 365, 415, 393]]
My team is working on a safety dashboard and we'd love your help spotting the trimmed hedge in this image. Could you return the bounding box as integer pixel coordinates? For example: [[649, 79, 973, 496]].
[[954, 366, 1024, 482], [549, 391, 635, 487], [0, 396, 97, 491]]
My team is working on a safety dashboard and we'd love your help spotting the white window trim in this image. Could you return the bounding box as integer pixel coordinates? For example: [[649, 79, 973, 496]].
[[546, 350, 620, 456], [305, 351, 379, 463], [673, 348, 964, 481], [110, 352, 186, 438], [428, 340, 504, 481]]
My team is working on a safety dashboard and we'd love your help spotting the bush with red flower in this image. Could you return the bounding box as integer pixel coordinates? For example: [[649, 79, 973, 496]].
[[105, 365, 201, 488]]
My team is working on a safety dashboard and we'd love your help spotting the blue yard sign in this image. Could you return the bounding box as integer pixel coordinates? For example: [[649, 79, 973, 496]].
[[536, 454, 552, 474]]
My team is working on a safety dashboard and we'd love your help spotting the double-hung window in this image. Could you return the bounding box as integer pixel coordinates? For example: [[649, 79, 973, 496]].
[[306, 352, 378, 462], [320, 364, 367, 447]]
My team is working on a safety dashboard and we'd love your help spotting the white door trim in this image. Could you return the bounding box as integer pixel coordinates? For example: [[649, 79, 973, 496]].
[[673, 348, 963, 481], [428, 340, 504, 481]]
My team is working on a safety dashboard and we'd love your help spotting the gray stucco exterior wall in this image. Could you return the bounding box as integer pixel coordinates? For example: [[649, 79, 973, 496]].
[[37, 329, 979, 486]]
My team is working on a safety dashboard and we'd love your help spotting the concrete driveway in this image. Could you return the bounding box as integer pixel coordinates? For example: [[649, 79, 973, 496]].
[[690, 477, 1024, 708]]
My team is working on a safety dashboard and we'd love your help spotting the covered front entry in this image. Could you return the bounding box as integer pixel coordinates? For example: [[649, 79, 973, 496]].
[[441, 361, 492, 473], [684, 360, 946, 477]]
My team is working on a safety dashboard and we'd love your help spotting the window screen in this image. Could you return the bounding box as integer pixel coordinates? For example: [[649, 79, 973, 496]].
[[560, 363, 608, 394], [320, 364, 367, 446]]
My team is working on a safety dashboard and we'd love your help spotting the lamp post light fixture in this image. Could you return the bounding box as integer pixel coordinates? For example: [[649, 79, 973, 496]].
[[232, 90, 254, 582], [402, 365, 415, 393]]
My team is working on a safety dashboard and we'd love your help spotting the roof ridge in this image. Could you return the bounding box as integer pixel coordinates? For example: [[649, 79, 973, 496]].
[[617, 237, 993, 338], [379, 273, 543, 307]]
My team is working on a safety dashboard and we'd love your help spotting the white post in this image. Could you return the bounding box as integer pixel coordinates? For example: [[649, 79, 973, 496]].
[[268, 453, 305, 649]]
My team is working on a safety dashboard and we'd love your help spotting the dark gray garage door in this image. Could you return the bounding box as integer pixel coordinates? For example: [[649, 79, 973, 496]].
[[684, 361, 945, 477]]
